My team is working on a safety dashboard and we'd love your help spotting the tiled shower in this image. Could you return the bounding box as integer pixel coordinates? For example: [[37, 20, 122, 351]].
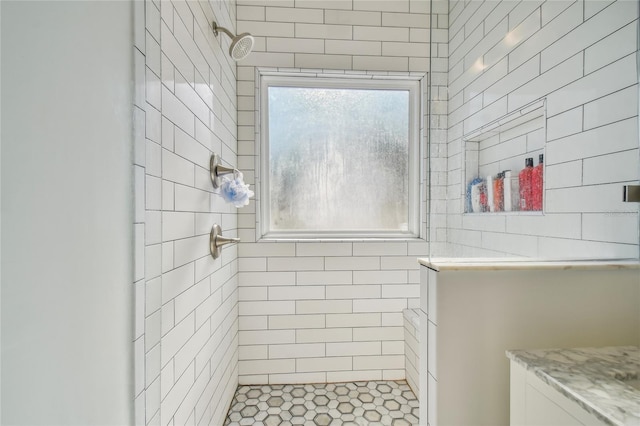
[[1, 0, 638, 425]]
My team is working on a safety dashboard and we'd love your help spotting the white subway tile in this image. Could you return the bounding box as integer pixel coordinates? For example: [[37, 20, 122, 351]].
[[162, 263, 195, 303], [546, 118, 638, 165], [267, 256, 324, 271], [583, 85, 638, 131], [239, 315, 268, 330], [537, 236, 638, 259], [583, 149, 639, 185], [507, 2, 582, 72], [237, 21, 295, 37], [326, 313, 381, 328], [239, 359, 295, 375], [174, 185, 210, 213], [297, 270, 353, 285], [582, 213, 639, 245], [296, 242, 353, 257], [353, 242, 407, 256], [161, 313, 195, 363], [239, 345, 268, 360], [240, 329, 296, 345], [380, 256, 421, 270], [546, 183, 637, 214], [325, 256, 380, 270], [354, 0, 409, 13], [545, 160, 583, 190], [238, 271, 297, 286], [238, 374, 269, 385], [326, 285, 380, 299], [295, 53, 353, 70], [541, 0, 637, 73], [239, 286, 268, 301], [507, 52, 583, 112], [146, 243, 162, 279], [382, 12, 429, 28], [381, 312, 404, 326], [266, 7, 323, 23], [325, 9, 381, 26], [296, 23, 353, 39], [269, 285, 325, 300], [297, 0, 352, 10], [267, 37, 325, 53], [353, 270, 407, 285], [547, 54, 637, 117], [547, 106, 583, 141], [326, 341, 381, 357], [174, 277, 210, 321], [269, 314, 325, 329], [381, 284, 419, 298], [239, 242, 296, 257], [162, 149, 195, 186], [354, 26, 409, 42], [238, 51, 295, 68], [296, 328, 353, 343], [327, 370, 382, 382], [268, 372, 327, 384], [353, 326, 403, 342], [162, 211, 195, 241], [297, 356, 352, 372], [353, 354, 404, 370], [585, 21, 637, 74], [483, 55, 539, 107], [325, 39, 382, 56], [237, 5, 266, 21], [269, 343, 325, 359], [507, 0, 543, 31], [296, 300, 352, 314], [505, 213, 582, 239], [353, 298, 407, 313], [239, 300, 295, 315], [481, 231, 538, 257]]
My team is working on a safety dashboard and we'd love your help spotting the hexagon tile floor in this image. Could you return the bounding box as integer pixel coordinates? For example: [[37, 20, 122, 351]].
[[224, 380, 419, 426]]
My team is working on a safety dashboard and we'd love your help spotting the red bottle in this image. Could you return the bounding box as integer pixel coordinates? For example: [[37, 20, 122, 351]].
[[519, 158, 534, 211], [531, 154, 544, 211], [494, 171, 504, 212]]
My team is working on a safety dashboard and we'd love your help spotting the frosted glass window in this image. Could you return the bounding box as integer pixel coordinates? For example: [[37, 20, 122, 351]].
[[260, 75, 420, 239]]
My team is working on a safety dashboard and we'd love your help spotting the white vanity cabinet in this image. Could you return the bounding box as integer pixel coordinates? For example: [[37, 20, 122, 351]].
[[509, 361, 608, 426]]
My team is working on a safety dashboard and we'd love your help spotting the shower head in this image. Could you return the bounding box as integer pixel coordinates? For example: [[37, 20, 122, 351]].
[[212, 21, 254, 61]]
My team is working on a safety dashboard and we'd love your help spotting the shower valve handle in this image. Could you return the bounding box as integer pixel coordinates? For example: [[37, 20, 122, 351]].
[[210, 224, 240, 259]]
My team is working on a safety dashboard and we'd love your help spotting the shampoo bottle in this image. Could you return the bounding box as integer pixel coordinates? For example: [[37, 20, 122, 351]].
[[531, 154, 544, 211], [519, 158, 534, 211], [494, 171, 504, 212], [486, 174, 495, 212]]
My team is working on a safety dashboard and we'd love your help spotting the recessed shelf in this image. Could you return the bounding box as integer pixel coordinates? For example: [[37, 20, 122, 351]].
[[463, 99, 546, 214]]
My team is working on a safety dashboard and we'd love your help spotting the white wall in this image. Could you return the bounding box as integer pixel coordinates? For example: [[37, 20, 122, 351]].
[[235, 0, 447, 384], [442, 0, 640, 259], [1, 1, 133, 424], [134, 1, 241, 425]]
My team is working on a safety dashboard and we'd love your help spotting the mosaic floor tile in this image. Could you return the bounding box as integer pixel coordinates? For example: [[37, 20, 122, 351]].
[[224, 380, 419, 425]]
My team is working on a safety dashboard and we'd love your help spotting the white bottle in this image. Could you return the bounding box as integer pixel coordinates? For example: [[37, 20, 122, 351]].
[[486, 174, 495, 213]]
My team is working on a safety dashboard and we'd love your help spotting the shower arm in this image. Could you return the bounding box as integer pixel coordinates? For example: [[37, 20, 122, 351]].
[[212, 22, 235, 39]]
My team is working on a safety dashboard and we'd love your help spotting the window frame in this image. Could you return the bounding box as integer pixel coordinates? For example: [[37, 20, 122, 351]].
[[257, 70, 424, 241]]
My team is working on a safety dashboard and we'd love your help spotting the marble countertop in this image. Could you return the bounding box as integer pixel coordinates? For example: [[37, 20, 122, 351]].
[[418, 257, 640, 272], [506, 346, 640, 426]]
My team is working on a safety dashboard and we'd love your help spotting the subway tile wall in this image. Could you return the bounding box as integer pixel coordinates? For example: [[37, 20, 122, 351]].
[[135, 1, 241, 425], [235, 0, 448, 384], [444, 0, 640, 258]]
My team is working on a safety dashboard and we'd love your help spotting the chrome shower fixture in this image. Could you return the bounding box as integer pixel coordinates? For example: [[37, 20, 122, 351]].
[[212, 21, 254, 61]]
